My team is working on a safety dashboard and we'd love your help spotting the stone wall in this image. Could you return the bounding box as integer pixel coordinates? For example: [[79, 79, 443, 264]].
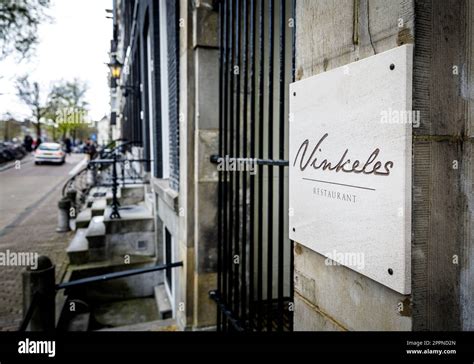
[[294, 0, 414, 331], [294, 0, 474, 332], [173, 0, 219, 330]]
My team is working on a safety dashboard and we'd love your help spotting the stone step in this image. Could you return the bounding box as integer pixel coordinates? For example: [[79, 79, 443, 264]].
[[154, 284, 172, 320], [92, 297, 159, 328], [120, 184, 145, 205], [91, 198, 107, 217], [97, 318, 176, 332], [66, 228, 89, 265], [86, 187, 108, 208], [85, 216, 107, 262], [89, 186, 109, 195], [104, 203, 154, 234], [105, 188, 122, 205], [102, 202, 155, 258], [75, 208, 92, 229]]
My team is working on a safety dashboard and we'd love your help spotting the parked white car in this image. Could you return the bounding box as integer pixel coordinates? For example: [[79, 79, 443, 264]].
[[34, 143, 66, 165]]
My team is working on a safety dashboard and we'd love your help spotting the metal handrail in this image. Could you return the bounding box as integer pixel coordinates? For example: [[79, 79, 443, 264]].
[[101, 140, 142, 159], [88, 157, 152, 219], [56, 261, 183, 290], [103, 138, 127, 151], [62, 166, 89, 197], [20, 262, 183, 331], [210, 154, 289, 166], [61, 139, 145, 210]]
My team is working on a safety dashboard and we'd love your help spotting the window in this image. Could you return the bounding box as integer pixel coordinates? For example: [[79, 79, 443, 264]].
[[146, 27, 156, 177], [158, 0, 170, 179]]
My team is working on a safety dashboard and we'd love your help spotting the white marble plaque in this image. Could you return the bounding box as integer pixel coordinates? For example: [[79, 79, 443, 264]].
[[289, 45, 413, 294]]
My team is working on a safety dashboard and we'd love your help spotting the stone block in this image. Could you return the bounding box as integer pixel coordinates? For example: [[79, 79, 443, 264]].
[[106, 231, 156, 257], [66, 229, 89, 265], [195, 48, 219, 130], [294, 293, 346, 331], [294, 243, 412, 331], [91, 199, 107, 217], [193, 6, 218, 48], [75, 209, 92, 229], [154, 284, 172, 319]]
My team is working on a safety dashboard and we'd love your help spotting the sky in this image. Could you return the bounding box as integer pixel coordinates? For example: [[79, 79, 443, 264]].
[[0, 0, 113, 121]]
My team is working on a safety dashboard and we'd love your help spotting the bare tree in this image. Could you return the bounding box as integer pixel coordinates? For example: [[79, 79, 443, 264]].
[[0, 0, 51, 60], [16, 76, 47, 138], [49, 79, 89, 109], [48, 79, 89, 141]]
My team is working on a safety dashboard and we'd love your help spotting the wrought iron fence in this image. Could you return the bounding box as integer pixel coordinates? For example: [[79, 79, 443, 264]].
[[210, 0, 296, 332]]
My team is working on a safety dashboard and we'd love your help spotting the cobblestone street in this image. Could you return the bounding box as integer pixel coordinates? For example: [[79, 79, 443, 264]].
[[0, 154, 83, 331]]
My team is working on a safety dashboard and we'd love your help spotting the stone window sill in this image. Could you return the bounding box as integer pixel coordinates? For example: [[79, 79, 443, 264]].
[[151, 177, 179, 214]]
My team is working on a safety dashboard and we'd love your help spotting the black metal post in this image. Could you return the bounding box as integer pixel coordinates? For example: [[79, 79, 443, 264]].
[[222, 0, 230, 331], [122, 158, 126, 187], [110, 153, 121, 219], [248, 0, 257, 331], [227, 0, 235, 330], [256, 0, 264, 332], [277, 0, 286, 332], [233, 0, 241, 323], [267, 0, 275, 332], [217, 0, 224, 332], [21, 256, 55, 331], [241, 0, 248, 329]]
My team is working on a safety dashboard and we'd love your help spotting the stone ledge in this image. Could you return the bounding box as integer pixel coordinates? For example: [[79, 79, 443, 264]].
[[193, 5, 218, 49], [154, 284, 172, 320], [152, 177, 179, 214]]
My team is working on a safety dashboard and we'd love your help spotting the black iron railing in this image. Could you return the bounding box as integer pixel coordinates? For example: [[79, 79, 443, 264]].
[[56, 261, 183, 290], [19, 261, 183, 332], [100, 140, 142, 159], [89, 156, 151, 219], [211, 0, 295, 332], [61, 139, 149, 219], [62, 166, 90, 205]]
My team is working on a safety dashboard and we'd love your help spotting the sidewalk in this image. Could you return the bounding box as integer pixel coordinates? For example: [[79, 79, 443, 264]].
[[0, 184, 72, 331], [0, 157, 84, 331]]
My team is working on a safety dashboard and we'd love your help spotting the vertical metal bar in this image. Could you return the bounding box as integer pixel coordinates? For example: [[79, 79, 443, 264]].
[[241, 0, 248, 329], [289, 0, 296, 332], [256, 0, 265, 332], [267, 0, 275, 332], [233, 0, 241, 319], [248, 0, 256, 331], [122, 159, 126, 186], [217, 0, 225, 332], [227, 0, 235, 329], [277, 0, 286, 332], [110, 155, 121, 219], [222, 0, 229, 332]]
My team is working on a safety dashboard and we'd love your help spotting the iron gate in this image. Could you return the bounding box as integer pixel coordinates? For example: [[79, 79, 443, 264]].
[[210, 0, 295, 332]]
